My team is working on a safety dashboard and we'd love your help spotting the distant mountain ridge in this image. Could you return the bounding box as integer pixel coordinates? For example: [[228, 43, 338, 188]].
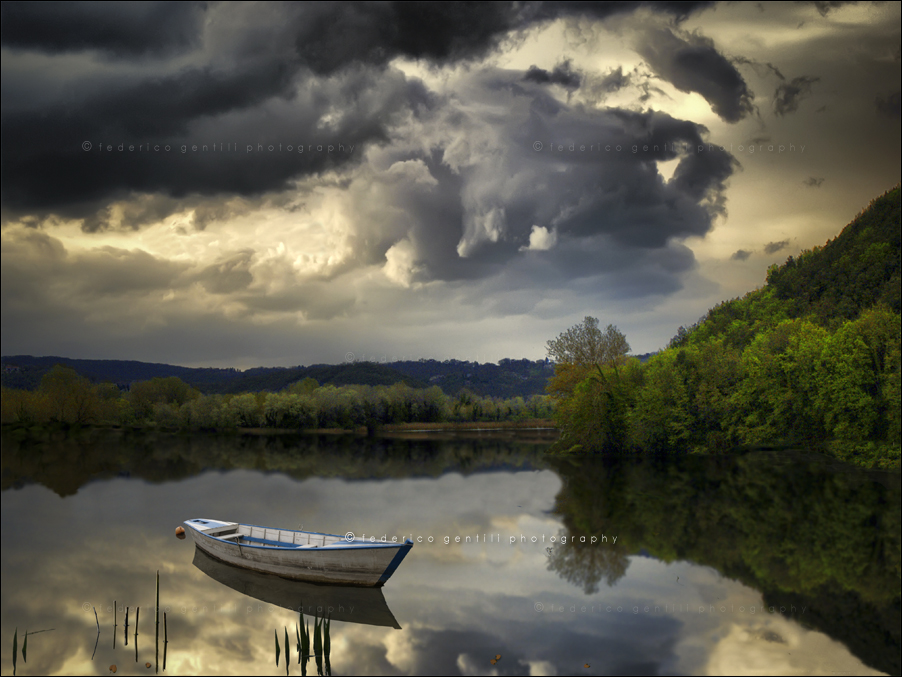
[[1, 354, 559, 398]]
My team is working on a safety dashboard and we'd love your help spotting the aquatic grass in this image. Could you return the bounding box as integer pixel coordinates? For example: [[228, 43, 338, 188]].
[[313, 615, 324, 676]]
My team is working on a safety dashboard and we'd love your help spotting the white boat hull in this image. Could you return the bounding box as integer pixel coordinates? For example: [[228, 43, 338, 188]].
[[184, 519, 412, 587]]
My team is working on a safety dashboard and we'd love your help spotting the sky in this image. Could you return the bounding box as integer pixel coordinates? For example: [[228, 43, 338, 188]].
[[1, 1, 900, 369]]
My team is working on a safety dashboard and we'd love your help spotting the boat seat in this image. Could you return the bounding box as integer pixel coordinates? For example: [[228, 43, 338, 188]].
[[217, 533, 242, 541]]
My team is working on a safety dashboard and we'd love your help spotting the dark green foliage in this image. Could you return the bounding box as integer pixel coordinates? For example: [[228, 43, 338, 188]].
[[551, 186, 902, 466], [767, 186, 901, 321]]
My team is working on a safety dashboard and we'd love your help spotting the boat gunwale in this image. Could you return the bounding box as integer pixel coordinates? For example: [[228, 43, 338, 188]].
[[185, 519, 413, 552]]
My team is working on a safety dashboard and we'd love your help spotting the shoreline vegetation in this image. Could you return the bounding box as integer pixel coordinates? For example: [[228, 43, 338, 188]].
[[0, 375, 557, 435], [546, 186, 901, 469]]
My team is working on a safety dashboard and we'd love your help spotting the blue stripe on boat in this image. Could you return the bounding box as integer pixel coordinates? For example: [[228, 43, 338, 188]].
[[378, 539, 414, 584], [194, 530, 406, 552]]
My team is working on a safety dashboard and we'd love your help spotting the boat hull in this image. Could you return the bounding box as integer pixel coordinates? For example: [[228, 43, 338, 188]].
[[184, 519, 412, 587]]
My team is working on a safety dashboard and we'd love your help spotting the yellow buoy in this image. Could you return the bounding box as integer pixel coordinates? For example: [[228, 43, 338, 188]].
[[175, 526, 186, 539]]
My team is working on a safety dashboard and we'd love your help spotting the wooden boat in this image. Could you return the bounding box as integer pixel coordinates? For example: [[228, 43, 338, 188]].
[[192, 548, 402, 628], [183, 518, 413, 587]]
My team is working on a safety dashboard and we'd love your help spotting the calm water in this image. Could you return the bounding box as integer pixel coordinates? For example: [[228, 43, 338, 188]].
[[1, 428, 899, 676]]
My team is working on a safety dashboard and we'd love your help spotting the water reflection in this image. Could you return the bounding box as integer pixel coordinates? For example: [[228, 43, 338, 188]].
[[0, 427, 555, 496], [1, 430, 897, 675], [548, 452, 901, 675], [193, 548, 401, 629]]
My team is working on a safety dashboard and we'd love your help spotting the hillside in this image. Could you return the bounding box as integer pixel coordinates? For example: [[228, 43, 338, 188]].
[[552, 185, 901, 466], [671, 185, 901, 350], [1, 355, 557, 398], [0, 357, 426, 393]]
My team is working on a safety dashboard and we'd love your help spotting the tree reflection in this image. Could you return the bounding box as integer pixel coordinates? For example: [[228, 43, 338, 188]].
[[546, 529, 629, 594], [547, 452, 901, 675]]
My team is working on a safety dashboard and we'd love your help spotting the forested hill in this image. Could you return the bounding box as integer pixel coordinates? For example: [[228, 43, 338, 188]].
[[671, 185, 900, 350], [0, 357, 426, 393], [552, 184, 901, 467], [0, 355, 556, 398], [0, 355, 238, 390], [768, 185, 900, 321]]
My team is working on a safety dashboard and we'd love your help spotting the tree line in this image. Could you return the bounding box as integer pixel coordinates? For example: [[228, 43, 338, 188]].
[[0, 369, 555, 431]]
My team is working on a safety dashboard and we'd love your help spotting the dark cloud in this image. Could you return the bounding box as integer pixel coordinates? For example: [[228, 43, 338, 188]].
[[804, 176, 825, 188], [764, 239, 791, 254], [0, 1, 207, 57], [0, 2, 721, 224], [810, 1, 858, 17], [289, 2, 523, 75], [0, 65, 424, 226], [529, 1, 716, 23], [875, 91, 901, 118], [635, 27, 756, 122], [254, 2, 715, 77], [731, 249, 752, 260], [773, 76, 819, 116], [524, 61, 582, 89], [1, 2, 715, 69]]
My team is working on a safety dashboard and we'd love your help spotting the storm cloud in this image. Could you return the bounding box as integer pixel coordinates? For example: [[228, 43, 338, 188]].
[[634, 26, 756, 122], [0, 1, 207, 57]]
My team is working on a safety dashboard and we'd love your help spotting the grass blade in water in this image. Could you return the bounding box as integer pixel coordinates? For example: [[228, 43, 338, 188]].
[[22, 630, 26, 663], [313, 616, 322, 657], [284, 627, 290, 675], [296, 622, 301, 662], [314, 616, 323, 675], [12, 628, 16, 676], [301, 618, 309, 663], [275, 629, 280, 667]]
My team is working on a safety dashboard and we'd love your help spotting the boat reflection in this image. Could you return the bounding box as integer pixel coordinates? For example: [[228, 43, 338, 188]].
[[192, 547, 402, 629]]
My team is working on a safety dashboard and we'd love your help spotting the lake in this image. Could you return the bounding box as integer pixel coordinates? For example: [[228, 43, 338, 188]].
[[1, 428, 899, 675]]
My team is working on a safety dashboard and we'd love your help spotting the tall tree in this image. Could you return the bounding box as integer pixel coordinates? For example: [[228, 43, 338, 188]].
[[546, 317, 630, 368], [545, 317, 630, 400]]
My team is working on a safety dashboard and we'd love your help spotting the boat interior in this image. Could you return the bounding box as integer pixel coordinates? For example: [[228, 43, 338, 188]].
[[203, 524, 346, 548]]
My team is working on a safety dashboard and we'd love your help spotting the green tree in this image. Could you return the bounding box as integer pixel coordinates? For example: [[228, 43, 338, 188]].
[[546, 316, 630, 369], [129, 376, 198, 420], [39, 365, 98, 425], [546, 317, 630, 400]]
